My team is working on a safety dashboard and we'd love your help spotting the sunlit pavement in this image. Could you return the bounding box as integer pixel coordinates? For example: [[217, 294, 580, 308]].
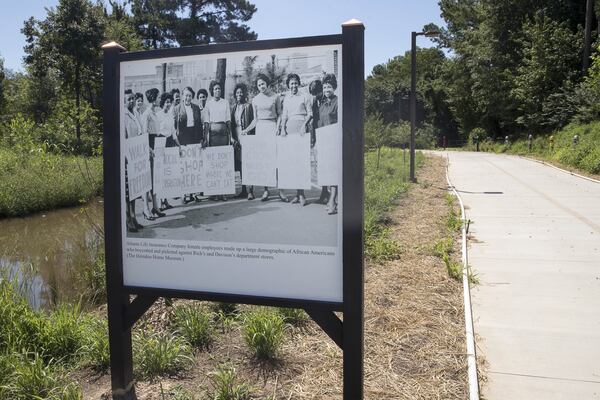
[[445, 151, 600, 399], [129, 187, 338, 247]]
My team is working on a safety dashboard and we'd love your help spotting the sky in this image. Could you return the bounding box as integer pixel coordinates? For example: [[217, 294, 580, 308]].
[[0, 1, 446, 76]]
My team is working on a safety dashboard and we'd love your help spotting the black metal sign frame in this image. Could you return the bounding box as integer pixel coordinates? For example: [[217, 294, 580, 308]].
[[103, 21, 364, 400]]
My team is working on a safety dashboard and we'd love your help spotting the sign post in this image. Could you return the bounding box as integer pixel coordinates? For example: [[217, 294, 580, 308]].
[[103, 19, 364, 399]]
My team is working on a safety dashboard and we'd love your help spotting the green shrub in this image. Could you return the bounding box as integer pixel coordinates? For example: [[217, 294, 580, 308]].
[[172, 304, 215, 349], [243, 309, 285, 359], [211, 302, 238, 317], [40, 303, 87, 363], [0, 148, 103, 217], [133, 330, 194, 379], [208, 364, 252, 400], [1, 353, 82, 400], [81, 318, 110, 370], [73, 237, 106, 306], [277, 307, 308, 326]]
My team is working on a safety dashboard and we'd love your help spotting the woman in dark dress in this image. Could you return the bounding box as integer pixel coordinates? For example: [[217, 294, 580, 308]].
[[174, 86, 203, 203], [230, 83, 254, 199], [309, 79, 329, 204], [317, 74, 339, 214]]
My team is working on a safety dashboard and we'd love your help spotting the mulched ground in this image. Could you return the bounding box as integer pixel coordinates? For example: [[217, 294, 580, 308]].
[[79, 155, 468, 399]]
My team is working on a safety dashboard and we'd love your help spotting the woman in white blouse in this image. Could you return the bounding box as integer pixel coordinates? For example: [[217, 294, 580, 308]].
[[281, 73, 313, 206], [204, 80, 231, 147]]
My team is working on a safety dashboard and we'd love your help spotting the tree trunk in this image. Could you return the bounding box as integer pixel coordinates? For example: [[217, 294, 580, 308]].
[[75, 60, 81, 151], [216, 58, 227, 91]]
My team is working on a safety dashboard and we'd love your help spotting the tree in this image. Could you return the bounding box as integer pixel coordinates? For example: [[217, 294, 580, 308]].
[[174, 0, 257, 45], [23, 0, 106, 148], [436, 0, 590, 137], [512, 13, 581, 132], [365, 113, 393, 169], [0, 56, 5, 116], [365, 47, 458, 142], [129, 0, 258, 48], [129, 0, 179, 49]]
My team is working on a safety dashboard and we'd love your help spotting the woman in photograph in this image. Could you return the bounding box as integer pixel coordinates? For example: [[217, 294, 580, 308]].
[[317, 73, 339, 215], [141, 88, 166, 219], [309, 79, 329, 205], [134, 92, 145, 124], [241, 73, 288, 202], [204, 80, 231, 147], [157, 92, 181, 210], [230, 83, 254, 199], [281, 73, 313, 206], [204, 81, 232, 201], [171, 88, 181, 107], [174, 86, 203, 204], [197, 88, 208, 117], [124, 90, 143, 233]]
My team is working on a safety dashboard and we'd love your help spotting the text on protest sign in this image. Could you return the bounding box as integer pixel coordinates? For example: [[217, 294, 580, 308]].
[[126, 134, 152, 200]]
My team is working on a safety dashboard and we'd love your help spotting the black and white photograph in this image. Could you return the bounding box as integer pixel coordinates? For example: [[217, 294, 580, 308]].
[[119, 44, 343, 301]]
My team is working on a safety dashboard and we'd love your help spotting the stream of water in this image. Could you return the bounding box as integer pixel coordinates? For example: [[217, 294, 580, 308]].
[[0, 200, 104, 308]]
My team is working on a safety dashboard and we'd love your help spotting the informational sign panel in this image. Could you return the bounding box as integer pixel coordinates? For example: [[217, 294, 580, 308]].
[[119, 43, 344, 303]]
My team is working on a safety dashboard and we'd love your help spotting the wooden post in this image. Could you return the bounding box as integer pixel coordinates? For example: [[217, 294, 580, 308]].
[[102, 41, 136, 400], [342, 19, 365, 400]]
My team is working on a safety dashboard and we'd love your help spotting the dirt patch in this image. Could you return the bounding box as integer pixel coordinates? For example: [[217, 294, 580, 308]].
[[80, 155, 468, 399]]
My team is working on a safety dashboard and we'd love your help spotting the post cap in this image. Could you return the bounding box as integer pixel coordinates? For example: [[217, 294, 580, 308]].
[[101, 41, 126, 51], [342, 18, 364, 27]]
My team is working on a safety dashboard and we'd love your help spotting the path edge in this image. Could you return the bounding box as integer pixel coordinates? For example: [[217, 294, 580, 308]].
[[518, 156, 600, 184], [444, 153, 481, 400]]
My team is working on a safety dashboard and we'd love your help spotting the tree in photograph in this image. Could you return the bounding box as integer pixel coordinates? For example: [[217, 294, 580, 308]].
[[22, 0, 106, 148]]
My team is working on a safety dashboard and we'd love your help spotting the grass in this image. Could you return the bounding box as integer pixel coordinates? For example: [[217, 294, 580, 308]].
[[172, 304, 215, 349], [472, 121, 600, 175], [0, 147, 103, 218], [208, 364, 252, 400], [243, 308, 285, 360], [277, 307, 308, 326], [364, 147, 422, 262], [133, 330, 194, 379], [0, 353, 83, 400]]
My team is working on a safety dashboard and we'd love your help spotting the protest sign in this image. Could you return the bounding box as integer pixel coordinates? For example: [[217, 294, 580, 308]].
[[240, 135, 277, 187], [276, 134, 312, 189], [125, 134, 152, 200], [155, 147, 182, 198], [316, 123, 342, 186], [179, 144, 204, 194], [203, 145, 235, 195]]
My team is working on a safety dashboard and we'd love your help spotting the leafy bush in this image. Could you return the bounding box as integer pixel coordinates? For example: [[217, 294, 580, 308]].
[[172, 304, 215, 349], [243, 309, 285, 359], [133, 330, 194, 379]]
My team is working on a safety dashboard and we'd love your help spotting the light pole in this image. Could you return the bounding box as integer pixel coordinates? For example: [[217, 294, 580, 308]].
[[410, 30, 439, 182]]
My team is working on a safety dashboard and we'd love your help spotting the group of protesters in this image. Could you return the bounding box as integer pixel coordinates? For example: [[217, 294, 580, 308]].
[[124, 71, 339, 233]]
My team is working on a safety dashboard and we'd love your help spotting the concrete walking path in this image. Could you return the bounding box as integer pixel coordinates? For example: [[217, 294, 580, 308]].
[[445, 151, 600, 399]]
